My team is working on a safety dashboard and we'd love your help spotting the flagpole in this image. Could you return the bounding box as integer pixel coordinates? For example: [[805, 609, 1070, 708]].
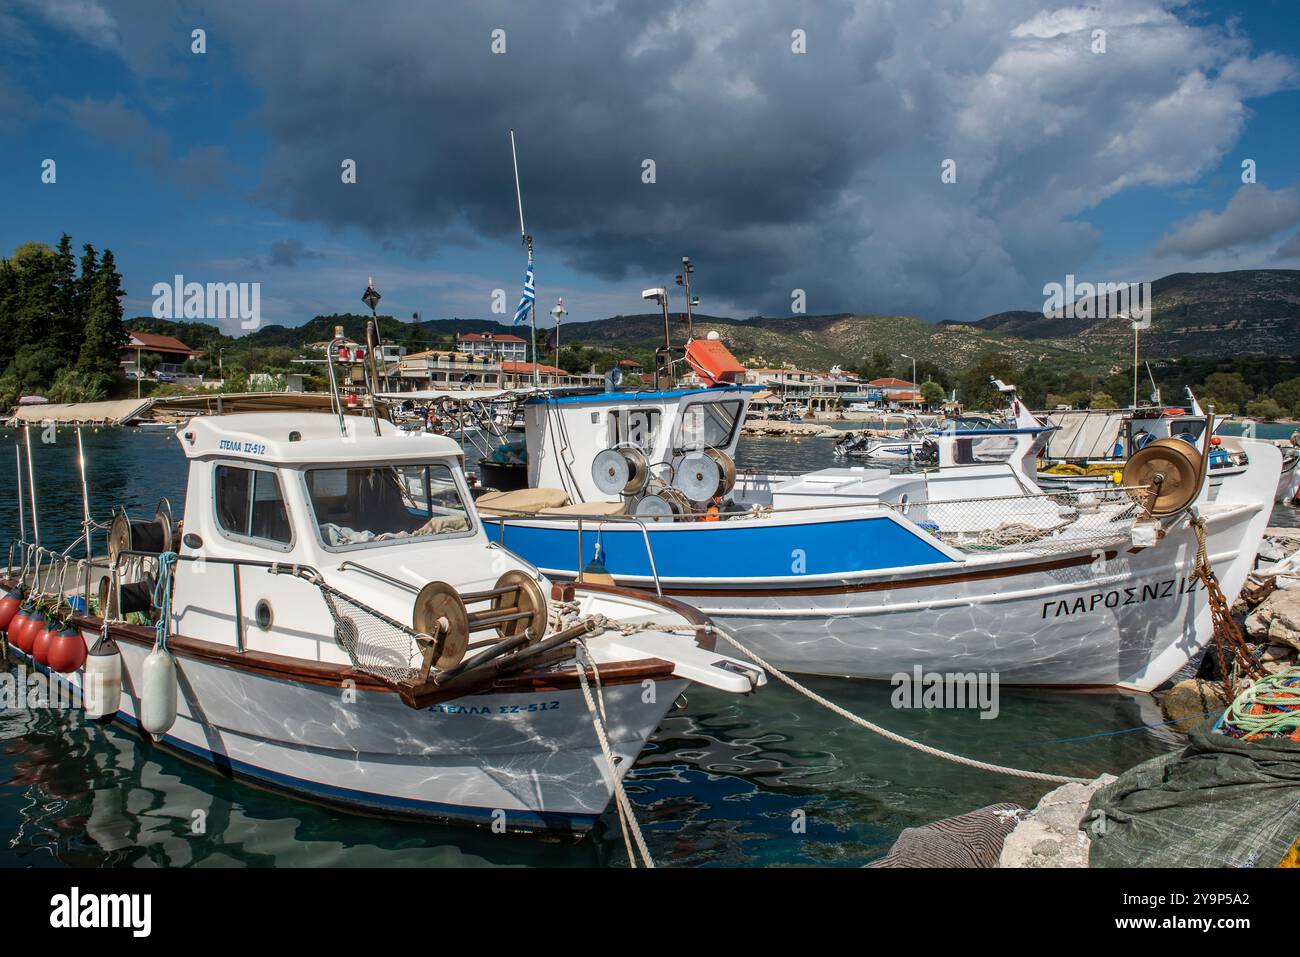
[[510, 129, 539, 388]]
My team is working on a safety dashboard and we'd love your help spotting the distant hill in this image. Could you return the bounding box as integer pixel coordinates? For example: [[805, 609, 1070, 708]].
[[127, 269, 1300, 373], [945, 270, 1300, 358], [560, 311, 1081, 371]]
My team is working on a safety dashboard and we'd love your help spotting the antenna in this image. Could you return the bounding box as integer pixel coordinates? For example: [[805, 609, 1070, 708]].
[[676, 256, 696, 341]]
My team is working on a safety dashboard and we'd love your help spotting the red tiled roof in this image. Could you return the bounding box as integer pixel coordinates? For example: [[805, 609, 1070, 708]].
[[128, 331, 196, 353], [502, 361, 567, 376], [868, 377, 918, 388], [457, 332, 526, 343]]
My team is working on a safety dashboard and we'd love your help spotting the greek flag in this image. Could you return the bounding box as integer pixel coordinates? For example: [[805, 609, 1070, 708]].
[[512, 263, 535, 326]]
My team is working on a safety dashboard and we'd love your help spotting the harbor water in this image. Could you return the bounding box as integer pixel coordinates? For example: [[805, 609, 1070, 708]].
[[1, 426, 1294, 867]]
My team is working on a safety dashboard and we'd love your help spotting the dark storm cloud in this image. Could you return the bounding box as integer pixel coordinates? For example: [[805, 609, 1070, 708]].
[[33, 1, 1300, 320], [267, 239, 323, 268]]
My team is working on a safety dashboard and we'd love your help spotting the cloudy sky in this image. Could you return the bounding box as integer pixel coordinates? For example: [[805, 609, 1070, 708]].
[[2, 0, 1299, 333]]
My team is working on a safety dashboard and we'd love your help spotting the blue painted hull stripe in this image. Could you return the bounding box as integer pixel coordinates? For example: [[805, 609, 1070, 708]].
[[490, 514, 951, 580]]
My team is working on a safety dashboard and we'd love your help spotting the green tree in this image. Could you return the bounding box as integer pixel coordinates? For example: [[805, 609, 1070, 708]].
[[958, 352, 1016, 410], [1199, 372, 1252, 414], [77, 248, 127, 378], [1270, 377, 1300, 417], [920, 380, 946, 408], [1246, 398, 1283, 421]]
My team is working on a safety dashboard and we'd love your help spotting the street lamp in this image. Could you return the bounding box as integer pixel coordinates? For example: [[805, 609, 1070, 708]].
[[550, 298, 567, 380], [643, 287, 669, 390]]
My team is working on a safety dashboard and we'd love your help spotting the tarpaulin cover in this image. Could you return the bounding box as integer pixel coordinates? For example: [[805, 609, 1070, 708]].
[[1086, 726, 1300, 867]]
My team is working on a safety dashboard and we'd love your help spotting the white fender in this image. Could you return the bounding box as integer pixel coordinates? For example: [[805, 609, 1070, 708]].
[[83, 639, 122, 721], [140, 646, 177, 741]]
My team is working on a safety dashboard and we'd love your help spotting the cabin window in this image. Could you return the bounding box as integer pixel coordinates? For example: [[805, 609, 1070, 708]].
[[607, 409, 660, 454], [304, 462, 472, 549], [214, 465, 292, 546], [675, 400, 743, 451]]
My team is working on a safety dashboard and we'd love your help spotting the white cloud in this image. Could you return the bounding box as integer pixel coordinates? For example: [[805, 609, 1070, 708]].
[[1155, 184, 1300, 257]]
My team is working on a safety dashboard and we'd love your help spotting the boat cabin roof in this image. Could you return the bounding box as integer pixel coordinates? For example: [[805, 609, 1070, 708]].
[[178, 412, 464, 466]]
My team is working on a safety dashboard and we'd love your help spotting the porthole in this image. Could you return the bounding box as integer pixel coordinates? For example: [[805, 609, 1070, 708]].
[[254, 599, 274, 631], [899, 493, 910, 514]]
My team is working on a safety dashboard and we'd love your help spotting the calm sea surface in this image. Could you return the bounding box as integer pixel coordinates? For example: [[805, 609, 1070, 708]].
[[1, 425, 1293, 867]]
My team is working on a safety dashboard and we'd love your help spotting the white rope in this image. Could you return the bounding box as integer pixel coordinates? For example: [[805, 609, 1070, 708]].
[[714, 630, 1094, 785], [574, 640, 655, 868]]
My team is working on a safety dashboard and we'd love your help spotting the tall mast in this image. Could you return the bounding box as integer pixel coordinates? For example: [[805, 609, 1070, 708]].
[[509, 129, 539, 387]]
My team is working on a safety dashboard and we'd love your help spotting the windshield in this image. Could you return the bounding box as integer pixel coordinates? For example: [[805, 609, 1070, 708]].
[[675, 400, 743, 451], [305, 462, 472, 549]]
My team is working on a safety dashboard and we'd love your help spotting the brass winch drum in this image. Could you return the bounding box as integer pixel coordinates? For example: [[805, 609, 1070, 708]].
[[97, 574, 155, 618], [634, 486, 691, 522], [591, 447, 650, 496], [411, 571, 550, 673], [703, 448, 737, 496], [673, 452, 722, 502], [1121, 437, 1204, 516], [108, 498, 175, 565]]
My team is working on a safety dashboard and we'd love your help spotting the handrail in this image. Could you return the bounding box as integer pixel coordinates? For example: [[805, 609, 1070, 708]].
[[480, 483, 1154, 525], [488, 511, 665, 597]]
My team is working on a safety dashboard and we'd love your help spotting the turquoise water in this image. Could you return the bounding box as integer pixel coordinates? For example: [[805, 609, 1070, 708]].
[[0, 426, 1284, 867]]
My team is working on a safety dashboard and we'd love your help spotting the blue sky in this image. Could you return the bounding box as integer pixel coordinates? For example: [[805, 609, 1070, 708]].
[[2, 0, 1299, 334]]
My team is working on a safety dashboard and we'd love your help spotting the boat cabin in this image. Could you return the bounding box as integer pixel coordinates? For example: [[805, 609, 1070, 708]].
[[515, 385, 756, 506], [168, 412, 523, 664]]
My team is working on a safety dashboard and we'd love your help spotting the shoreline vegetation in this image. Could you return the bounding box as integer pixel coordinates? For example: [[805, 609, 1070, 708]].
[[4, 235, 1300, 421]]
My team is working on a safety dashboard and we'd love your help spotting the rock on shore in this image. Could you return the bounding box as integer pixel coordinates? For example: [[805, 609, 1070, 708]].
[[998, 775, 1117, 868]]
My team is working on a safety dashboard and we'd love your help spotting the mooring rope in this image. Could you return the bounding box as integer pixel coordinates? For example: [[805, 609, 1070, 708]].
[[713, 630, 1094, 785], [574, 640, 655, 868]]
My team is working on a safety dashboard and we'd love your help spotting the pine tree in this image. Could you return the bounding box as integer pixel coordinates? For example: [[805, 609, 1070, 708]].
[[53, 233, 79, 354], [77, 248, 127, 379], [77, 243, 98, 321]]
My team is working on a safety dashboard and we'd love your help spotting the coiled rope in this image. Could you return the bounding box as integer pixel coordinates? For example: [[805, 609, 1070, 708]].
[[574, 639, 654, 867], [1215, 668, 1300, 740], [714, 630, 1094, 785], [150, 552, 178, 651]]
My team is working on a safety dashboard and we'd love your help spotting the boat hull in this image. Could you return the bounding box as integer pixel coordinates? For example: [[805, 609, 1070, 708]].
[[9, 631, 685, 832], [688, 508, 1254, 690], [488, 445, 1278, 690]]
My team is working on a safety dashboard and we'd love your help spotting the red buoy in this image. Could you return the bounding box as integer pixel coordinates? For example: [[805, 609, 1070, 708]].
[[47, 625, 87, 674], [8, 607, 31, 646], [11, 607, 41, 653], [0, 587, 21, 632], [32, 620, 56, 666]]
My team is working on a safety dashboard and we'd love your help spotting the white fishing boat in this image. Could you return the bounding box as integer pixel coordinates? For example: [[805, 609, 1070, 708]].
[[1037, 395, 1300, 503], [1, 409, 764, 833], [471, 340, 1279, 689], [833, 415, 1005, 463]]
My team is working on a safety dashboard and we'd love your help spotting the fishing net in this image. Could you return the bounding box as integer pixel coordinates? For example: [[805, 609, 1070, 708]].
[[316, 586, 420, 682], [900, 486, 1147, 556]]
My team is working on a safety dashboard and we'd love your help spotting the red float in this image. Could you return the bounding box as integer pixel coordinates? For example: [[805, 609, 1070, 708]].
[[32, 620, 57, 666], [8, 606, 31, 645], [47, 625, 87, 674], [0, 587, 21, 631], [12, 608, 41, 653]]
